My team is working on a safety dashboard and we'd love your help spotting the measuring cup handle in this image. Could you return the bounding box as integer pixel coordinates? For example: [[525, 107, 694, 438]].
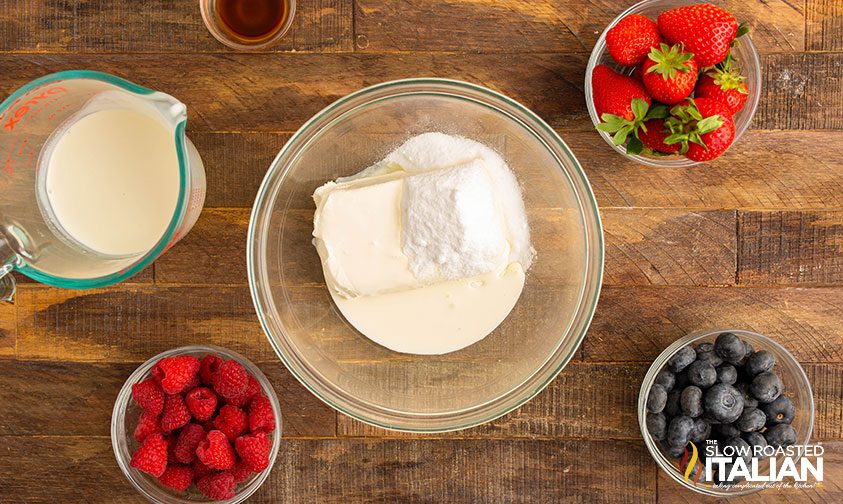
[[0, 237, 17, 302]]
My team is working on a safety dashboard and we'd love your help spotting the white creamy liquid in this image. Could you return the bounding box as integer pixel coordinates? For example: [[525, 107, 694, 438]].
[[313, 133, 533, 355], [45, 108, 180, 256]]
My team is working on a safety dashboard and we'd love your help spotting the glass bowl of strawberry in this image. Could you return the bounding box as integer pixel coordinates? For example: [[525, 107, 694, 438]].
[[111, 345, 282, 503], [585, 0, 761, 167]]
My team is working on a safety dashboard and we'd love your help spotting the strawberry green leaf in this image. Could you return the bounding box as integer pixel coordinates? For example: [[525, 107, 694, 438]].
[[631, 98, 649, 120], [736, 22, 750, 39], [645, 104, 670, 120], [626, 137, 644, 155], [696, 115, 724, 135]]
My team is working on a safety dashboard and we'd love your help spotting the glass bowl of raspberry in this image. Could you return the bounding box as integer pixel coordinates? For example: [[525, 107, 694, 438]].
[[585, 0, 762, 167], [638, 329, 814, 496], [111, 345, 282, 503]]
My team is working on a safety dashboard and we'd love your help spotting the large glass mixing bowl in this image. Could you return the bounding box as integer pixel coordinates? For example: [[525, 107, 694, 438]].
[[247, 79, 604, 432]]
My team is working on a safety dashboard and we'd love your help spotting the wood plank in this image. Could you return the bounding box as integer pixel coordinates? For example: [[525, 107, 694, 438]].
[[739, 211, 843, 286], [0, 298, 14, 358], [0, 0, 353, 53], [657, 442, 842, 503], [0, 436, 657, 503], [807, 0, 843, 51], [0, 360, 336, 438], [355, 0, 804, 53], [584, 286, 843, 363], [156, 207, 735, 287], [0, 53, 837, 133]]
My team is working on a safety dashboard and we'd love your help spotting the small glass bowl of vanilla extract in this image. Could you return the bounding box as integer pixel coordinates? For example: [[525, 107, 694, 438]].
[[200, 0, 295, 50]]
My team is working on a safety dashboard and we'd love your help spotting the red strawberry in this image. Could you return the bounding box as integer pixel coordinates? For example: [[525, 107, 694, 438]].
[[248, 394, 276, 433], [214, 405, 250, 442], [606, 14, 663, 66], [633, 63, 646, 82], [131, 377, 164, 415], [130, 433, 168, 477], [161, 394, 192, 432], [197, 471, 236, 500], [235, 430, 272, 473], [185, 387, 218, 422], [158, 464, 194, 491], [592, 64, 652, 122], [638, 119, 681, 154], [212, 359, 248, 399], [199, 354, 222, 386], [664, 98, 735, 161], [174, 422, 206, 464], [134, 410, 162, 443], [226, 374, 262, 408], [157, 355, 200, 394], [695, 65, 748, 115], [196, 430, 236, 470], [642, 43, 698, 105], [657, 4, 738, 67]]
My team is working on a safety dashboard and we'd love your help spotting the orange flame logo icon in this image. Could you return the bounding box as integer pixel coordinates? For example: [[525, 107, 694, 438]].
[[682, 441, 703, 487]]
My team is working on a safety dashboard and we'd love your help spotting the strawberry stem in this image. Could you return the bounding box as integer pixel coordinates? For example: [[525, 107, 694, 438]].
[[646, 43, 695, 81], [596, 98, 669, 155]]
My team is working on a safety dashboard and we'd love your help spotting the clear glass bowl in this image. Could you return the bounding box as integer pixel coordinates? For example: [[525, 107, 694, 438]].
[[585, 0, 762, 167], [112, 345, 283, 503], [638, 329, 814, 497], [199, 0, 296, 50], [248, 78, 604, 432]]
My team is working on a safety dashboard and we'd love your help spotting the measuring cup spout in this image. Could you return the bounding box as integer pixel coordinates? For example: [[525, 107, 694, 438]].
[[0, 236, 17, 301], [145, 92, 188, 127]]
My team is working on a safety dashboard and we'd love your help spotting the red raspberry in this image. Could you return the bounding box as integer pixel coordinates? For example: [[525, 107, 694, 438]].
[[185, 387, 218, 422], [226, 374, 261, 408], [214, 405, 249, 442], [192, 457, 215, 479], [166, 432, 179, 464], [161, 394, 192, 432], [248, 395, 276, 433], [158, 464, 194, 491], [151, 362, 165, 385], [197, 471, 236, 500], [196, 430, 236, 470], [202, 419, 215, 432], [212, 360, 248, 399], [157, 355, 200, 394], [130, 433, 168, 477], [134, 410, 162, 443], [200, 354, 222, 385], [178, 373, 202, 395], [235, 430, 271, 473], [131, 377, 164, 415], [174, 423, 206, 464], [231, 459, 252, 483]]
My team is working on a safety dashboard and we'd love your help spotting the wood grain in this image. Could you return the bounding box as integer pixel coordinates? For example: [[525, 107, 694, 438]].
[[0, 299, 14, 358], [807, 0, 843, 51], [0, 0, 353, 53], [355, 0, 804, 53], [585, 286, 843, 363], [0, 53, 838, 133], [0, 360, 336, 437], [739, 211, 843, 285]]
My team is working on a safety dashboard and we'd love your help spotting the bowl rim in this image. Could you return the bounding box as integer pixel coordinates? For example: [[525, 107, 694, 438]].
[[247, 77, 605, 432], [110, 344, 283, 504], [584, 0, 762, 167], [637, 328, 815, 497]]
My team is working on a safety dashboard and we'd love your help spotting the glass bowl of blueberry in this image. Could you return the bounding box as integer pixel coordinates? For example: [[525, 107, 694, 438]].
[[638, 328, 814, 496]]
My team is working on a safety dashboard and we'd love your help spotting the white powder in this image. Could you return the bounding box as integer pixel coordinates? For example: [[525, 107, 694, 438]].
[[389, 132, 534, 280]]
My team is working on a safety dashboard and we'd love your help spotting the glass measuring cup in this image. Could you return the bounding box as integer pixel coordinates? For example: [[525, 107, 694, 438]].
[[0, 71, 206, 300]]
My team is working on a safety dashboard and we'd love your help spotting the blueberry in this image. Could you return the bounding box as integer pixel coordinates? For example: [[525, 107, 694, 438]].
[[723, 436, 752, 464], [686, 360, 717, 388], [765, 424, 798, 448], [647, 412, 667, 440], [668, 346, 697, 373], [750, 372, 783, 403], [743, 431, 768, 454], [664, 390, 682, 418], [680, 386, 704, 418], [704, 383, 745, 423], [762, 395, 795, 426], [654, 369, 676, 391], [647, 384, 668, 413], [661, 438, 687, 458], [715, 332, 746, 363], [734, 407, 767, 433], [667, 415, 695, 448], [734, 382, 759, 409], [746, 350, 775, 377], [716, 364, 738, 385], [689, 418, 711, 444], [716, 423, 741, 439], [674, 370, 690, 390], [695, 342, 724, 367], [742, 340, 755, 362]]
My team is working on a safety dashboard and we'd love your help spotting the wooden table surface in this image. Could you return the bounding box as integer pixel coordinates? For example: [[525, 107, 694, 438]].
[[1, 0, 842, 502]]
